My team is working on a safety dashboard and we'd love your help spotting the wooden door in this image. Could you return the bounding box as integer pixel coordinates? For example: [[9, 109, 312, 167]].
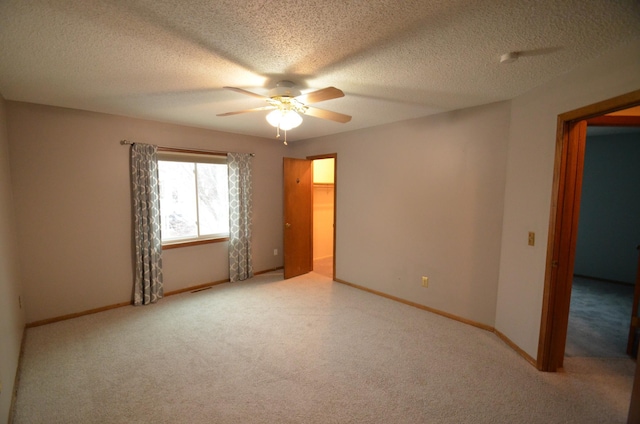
[[627, 246, 640, 356], [628, 352, 640, 423], [283, 158, 313, 279], [538, 119, 587, 371]]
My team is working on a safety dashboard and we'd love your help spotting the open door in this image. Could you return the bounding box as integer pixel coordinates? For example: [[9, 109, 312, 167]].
[[283, 157, 313, 279], [539, 120, 587, 371], [627, 246, 640, 356], [538, 89, 640, 372]]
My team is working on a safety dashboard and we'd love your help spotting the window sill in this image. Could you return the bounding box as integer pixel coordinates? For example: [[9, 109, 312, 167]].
[[162, 237, 229, 250]]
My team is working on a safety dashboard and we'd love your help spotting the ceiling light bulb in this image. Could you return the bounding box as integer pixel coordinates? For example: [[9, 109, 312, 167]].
[[266, 109, 302, 130], [266, 110, 283, 128], [279, 110, 302, 130]]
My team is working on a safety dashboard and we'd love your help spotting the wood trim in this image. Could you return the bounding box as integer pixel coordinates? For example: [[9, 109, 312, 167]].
[[586, 115, 640, 126], [24, 267, 284, 328], [537, 89, 640, 372], [164, 279, 229, 296], [306, 153, 338, 161], [558, 89, 640, 122], [334, 278, 493, 332], [537, 116, 568, 371], [545, 120, 587, 372], [493, 328, 537, 368], [163, 267, 284, 297], [25, 301, 133, 328], [628, 250, 640, 355], [162, 237, 229, 250], [334, 278, 539, 366]]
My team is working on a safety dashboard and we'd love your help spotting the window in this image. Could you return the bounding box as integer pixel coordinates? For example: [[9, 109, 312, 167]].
[[157, 150, 229, 246]]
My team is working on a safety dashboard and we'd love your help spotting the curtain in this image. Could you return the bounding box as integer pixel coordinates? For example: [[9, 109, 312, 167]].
[[131, 143, 163, 305], [227, 153, 253, 282]]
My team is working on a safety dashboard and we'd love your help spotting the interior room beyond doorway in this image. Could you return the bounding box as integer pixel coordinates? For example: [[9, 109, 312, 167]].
[[312, 158, 335, 278]]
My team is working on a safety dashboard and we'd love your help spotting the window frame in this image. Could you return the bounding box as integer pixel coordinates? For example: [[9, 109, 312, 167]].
[[157, 148, 229, 249]]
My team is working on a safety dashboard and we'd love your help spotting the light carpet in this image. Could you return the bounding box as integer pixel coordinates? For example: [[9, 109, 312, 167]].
[[13, 272, 635, 423]]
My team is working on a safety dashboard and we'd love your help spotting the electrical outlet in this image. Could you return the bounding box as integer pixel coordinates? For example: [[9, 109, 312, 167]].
[[421, 276, 429, 288], [273, 249, 278, 256], [528, 232, 535, 246]]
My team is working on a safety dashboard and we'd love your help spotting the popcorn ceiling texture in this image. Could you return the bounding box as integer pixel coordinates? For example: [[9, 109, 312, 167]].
[[0, 0, 639, 141]]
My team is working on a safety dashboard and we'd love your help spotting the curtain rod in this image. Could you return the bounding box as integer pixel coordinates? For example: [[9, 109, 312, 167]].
[[120, 139, 255, 157]]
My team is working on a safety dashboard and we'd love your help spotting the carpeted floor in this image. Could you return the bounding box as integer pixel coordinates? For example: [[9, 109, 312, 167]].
[[313, 256, 333, 278], [566, 276, 635, 358], [13, 272, 635, 423]]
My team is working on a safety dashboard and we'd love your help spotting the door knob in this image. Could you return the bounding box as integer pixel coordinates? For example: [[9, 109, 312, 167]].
[[285, 223, 291, 228]]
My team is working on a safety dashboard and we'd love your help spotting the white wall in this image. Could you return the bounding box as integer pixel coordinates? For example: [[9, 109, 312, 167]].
[[0, 94, 25, 423], [495, 40, 640, 359], [6, 102, 287, 323], [293, 101, 511, 327]]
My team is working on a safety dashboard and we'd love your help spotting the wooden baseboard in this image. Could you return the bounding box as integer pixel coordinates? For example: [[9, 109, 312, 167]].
[[492, 328, 537, 368], [25, 301, 132, 328], [334, 277, 538, 368], [25, 266, 284, 328], [164, 279, 229, 297], [335, 278, 493, 332]]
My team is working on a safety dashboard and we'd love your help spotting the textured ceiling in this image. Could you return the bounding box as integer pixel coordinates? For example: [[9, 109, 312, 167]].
[[1, 0, 639, 142]]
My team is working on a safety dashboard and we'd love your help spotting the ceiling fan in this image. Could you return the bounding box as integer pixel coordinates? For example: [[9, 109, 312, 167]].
[[217, 80, 351, 143]]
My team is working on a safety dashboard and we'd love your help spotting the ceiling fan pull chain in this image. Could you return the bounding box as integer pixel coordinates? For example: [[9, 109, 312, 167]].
[[284, 129, 288, 146]]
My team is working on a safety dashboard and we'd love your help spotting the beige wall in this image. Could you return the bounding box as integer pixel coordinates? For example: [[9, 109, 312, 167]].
[[495, 39, 640, 359], [4, 38, 639, 374], [0, 94, 25, 422], [6, 102, 287, 323], [294, 40, 640, 360], [293, 101, 511, 327]]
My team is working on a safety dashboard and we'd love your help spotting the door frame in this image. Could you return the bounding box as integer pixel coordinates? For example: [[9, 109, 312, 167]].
[[537, 89, 640, 372], [307, 153, 337, 280]]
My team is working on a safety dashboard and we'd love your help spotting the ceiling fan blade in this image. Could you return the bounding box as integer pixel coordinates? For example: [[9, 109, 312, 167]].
[[304, 106, 352, 123], [223, 86, 269, 100], [295, 87, 344, 104], [217, 105, 276, 117]]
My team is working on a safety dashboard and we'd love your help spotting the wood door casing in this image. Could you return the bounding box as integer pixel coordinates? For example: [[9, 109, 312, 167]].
[[283, 158, 313, 279], [540, 119, 587, 371], [538, 89, 640, 372]]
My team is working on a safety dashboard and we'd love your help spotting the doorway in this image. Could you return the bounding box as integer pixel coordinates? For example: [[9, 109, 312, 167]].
[[311, 157, 335, 279], [565, 122, 640, 359], [537, 89, 640, 372], [282, 154, 337, 280]]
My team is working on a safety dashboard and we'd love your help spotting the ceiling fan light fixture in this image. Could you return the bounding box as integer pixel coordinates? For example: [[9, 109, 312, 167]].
[[266, 109, 302, 131]]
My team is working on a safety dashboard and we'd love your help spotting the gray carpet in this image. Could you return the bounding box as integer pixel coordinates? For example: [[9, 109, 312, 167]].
[[566, 276, 635, 358], [13, 272, 635, 423]]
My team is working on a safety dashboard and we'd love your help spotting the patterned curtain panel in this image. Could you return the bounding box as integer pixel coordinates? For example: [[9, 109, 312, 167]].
[[131, 143, 163, 305], [227, 153, 253, 282]]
